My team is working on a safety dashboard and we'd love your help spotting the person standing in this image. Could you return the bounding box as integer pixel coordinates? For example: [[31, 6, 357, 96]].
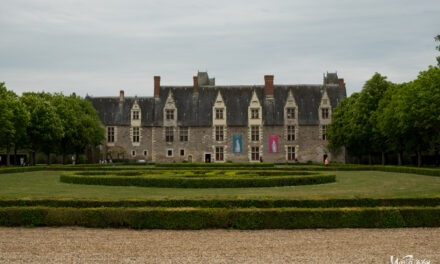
[[324, 157, 329, 167]]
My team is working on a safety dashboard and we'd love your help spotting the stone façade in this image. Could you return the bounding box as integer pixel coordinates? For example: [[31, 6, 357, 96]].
[[88, 72, 346, 163]]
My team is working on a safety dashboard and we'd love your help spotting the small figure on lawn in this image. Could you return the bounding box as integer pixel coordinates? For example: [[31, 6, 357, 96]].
[[324, 157, 329, 167], [260, 156, 263, 163]]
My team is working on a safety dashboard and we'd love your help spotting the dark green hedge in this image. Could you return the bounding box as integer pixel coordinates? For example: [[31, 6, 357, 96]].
[[1, 197, 439, 209], [155, 163, 275, 168], [1, 206, 439, 229], [59, 173, 336, 188]]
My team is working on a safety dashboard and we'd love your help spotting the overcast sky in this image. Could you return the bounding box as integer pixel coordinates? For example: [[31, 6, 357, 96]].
[[1, 0, 439, 97]]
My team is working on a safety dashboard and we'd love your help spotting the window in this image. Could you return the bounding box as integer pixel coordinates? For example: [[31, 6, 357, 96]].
[[215, 126, 224, 141], [323, 99, 328, 105], [322, 125, 327, 140], [167, 149, 173, 157], [165, 127, 174, 142], [215, 147, 224, 161], [251, 126, 259, 141], [215, 108, 224, 119], [179, 127, 188, 141], [322, 108, 329, 119], [287, 146, 295, 161], [166, 109, 174, 120], [143, 150, 147, 156], [286, 108, 295, 119], [107, 127, 114, 143], [132, 127, 139, 142], [132, 111, 139, 120], [180, 149, 185, 156], [287, 125, 295, 141], [132, 150, 136, 157], [251, 109, 259, 119], [251, 147, 260, 161]]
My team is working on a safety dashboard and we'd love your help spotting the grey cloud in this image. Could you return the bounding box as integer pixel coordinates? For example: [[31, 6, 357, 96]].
[[0, 0, 439, 97]]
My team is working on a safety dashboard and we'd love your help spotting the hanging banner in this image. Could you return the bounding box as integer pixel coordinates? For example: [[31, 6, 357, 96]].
[[269, 134, 279, 153], [233, 134, 242, 153]]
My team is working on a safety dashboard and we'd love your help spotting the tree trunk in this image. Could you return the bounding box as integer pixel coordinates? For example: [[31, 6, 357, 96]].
[[14, 148, 18, 166], [29, 151, 34, 166], [381, 152, 386, 165], [417, 150, 422, 167], [6, 146, 11, 167], [46, 153, 51, 165], [435, 150, 439, 166], [397, 152, 403, 166]]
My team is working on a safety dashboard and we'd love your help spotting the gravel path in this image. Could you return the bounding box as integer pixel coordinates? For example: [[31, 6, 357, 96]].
[[0, 227, 438, 263]]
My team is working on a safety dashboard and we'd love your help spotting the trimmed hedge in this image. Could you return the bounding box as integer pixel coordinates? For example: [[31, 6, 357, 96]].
[[59, 173, 336, 188], [1, 206, 440, 229], [1, 197, 440, 209]]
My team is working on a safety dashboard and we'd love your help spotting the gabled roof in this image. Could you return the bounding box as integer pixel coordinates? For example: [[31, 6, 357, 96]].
[[88, 84, 346, 127]]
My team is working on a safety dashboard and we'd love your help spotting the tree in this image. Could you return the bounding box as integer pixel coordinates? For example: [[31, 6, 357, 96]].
[[327, 73, 391, 164], [21, 93, 64, 165], [0, 83, 29, 166], [327, 93, 363, 161], [52, 94, 105, 163], [435, 34, 440, 66]]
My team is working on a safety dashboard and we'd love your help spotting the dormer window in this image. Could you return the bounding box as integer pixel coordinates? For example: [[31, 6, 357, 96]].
[[251, 109, 259, 119], [166, 110, 174, 120], [132, 111, 139, 120], [286, 108, 295, 119], [322, 108, 329, 119], [323, 99, 328, 105], [216, 108, 224, 119]]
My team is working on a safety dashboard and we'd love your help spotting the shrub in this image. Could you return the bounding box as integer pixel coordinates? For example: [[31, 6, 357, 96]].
[[1, 206, 440, 229]]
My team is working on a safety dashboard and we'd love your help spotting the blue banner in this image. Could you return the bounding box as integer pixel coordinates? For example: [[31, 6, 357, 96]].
[[233, 134, 242, 153]]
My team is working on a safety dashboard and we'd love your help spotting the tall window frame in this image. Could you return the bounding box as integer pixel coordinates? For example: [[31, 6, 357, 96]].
[[321, 108, 329, 119], [215, 126, 224, 141], [287, 125, 295, 141], [251, 126, 260, 141], [287, 146, 295, 161], [215, 147, 224, 161], [132, 127, 140, 143], [165, 127, 174, 142], [321, 125, 327, 140], [107, 127, 115, 143], [251, 147, 260, 161], [179, 127, 188, 142]]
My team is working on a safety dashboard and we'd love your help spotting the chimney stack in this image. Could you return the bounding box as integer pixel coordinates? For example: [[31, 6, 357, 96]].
[[154, 76, 160, 98], [193, 76, 198, 96], [119, 90, 124, 101], [338, 78, 345, 88], [264, 75, 274, 97]]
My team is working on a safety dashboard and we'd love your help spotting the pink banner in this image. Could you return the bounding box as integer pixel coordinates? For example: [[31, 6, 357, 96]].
[[269, 134, 278, 153]]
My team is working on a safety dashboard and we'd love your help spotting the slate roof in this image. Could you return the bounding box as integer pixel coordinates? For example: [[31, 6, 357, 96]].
[[88, 83, 346, 127]]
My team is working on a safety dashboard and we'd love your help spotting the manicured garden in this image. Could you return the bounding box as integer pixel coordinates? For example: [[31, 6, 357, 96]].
[[1, 163, 440, 229]]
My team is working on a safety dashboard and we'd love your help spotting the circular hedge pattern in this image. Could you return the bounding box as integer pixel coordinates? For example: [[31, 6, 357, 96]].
[[60, 170, 336, 188]]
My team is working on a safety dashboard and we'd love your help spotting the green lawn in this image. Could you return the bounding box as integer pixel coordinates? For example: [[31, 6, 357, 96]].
[[1, 170, 440, 200]]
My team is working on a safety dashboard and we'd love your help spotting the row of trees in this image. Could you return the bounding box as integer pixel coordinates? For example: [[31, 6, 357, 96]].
[[327, 35, 440, 167], [327, 66, 440, 166], [0, 83, 105, 166]]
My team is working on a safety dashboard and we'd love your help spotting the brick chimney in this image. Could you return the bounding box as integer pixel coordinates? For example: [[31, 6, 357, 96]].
[[193, 76, 198, 96], [264, 75, 274, 97], [338, 78, 345, 88], [119, 90, 124, 101], [154, 76, 160, 98]]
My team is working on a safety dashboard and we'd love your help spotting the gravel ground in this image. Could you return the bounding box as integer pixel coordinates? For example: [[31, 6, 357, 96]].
[[0, 227, 438, 263]]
